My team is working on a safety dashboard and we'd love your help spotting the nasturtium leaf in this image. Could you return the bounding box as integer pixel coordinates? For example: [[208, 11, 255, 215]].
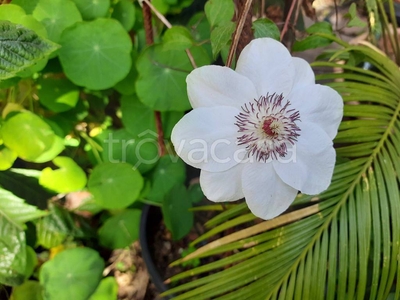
[[10, 0, 39, 14], [40, 248, 104, 300], [252, 18, 280, 40], [204, 0, 235, 28], [152, 0, 169, 14], [33, 119, 65, 163], [188, 12, 212, 58], [162, 184, 193, 240], [89, 277, 118, 300], [11, 280, 44, 300], [37, 76, 80, 112], [101, 129, 159, 174], [162, 26, 194, 51], [98, 209, 141, 249], [39, 157, 87, 193], [114, 49, 138, 95], [136, 44, 210, 111], [147, 156, 185, 203], [59, 18, 132, 90], [111, 0, 135, 31], [71, 0, 110, 20], [0, 219, 26, 286], [1, 111, 56, 162], [0, 21, 59, 80], [0, 146, 17, 171], [33, 0, 82, 43], [88, 162, 144, 209]]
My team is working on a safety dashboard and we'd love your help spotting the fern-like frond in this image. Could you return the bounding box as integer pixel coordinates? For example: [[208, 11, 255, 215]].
[[163, 42, 400, 300]]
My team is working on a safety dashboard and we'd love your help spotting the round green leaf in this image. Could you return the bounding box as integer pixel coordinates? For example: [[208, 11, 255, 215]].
[[136, 44, 210, 111], [40, 248, 104, 300], [32, 119, 65, 163], [98, 209, 141, 249], [71, 0, 110, 20], [0, 146, 17, 171], [101, 129, 159, 174], [89, 277, 118, 300], [59, 18, 132, 90], [1, 111, 56, 162], [10, 0, 39, 14], [11, 280, 44, 300], [37, 77, 79, 112], [114, 49, 138, 95], [39, 156, 87, 193], [162, 26, 194, 51], [121, 95, 156, 136], [88, 162, 144, 209], [33, 0, 82, 43], [111, 0, 135, 31]]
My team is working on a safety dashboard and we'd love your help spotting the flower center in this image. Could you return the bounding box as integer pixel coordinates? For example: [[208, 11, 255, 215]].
[[235, 93, 301, 162]]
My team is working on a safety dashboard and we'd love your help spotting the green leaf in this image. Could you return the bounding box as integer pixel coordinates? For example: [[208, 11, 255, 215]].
[[10, 0, 40, 14], [210, 21, 235, 58], [252, 18, 280, 40], [0, 188, 47, 228], [306, 21, 333, 34], [0, 219, 26, 286], [1, 111, 57, 162], [88, 162, 144, 209], [59, 18, 132, 90], [163, 26, 194, 51], [11, 280, 44, 300], [136, 44, 210, 111], [114, 50, 138, 95], [204, 0, 235, 28], [111, 0, 135, 31], [344, 3, 367, 28], [101, 129, 159, 174], [0, 21, 58, 80], [37, 77, 80, 112], [292, 35, 333, 52], [0, 146, 17, 171], [71, 0, 110, 20], [147, 156, 186, 203], [162, 184, 193, 240], [88, 277, 118, 300], [39, 156, 87, 193], [40, 248, 104, 300], [32, 0, 82, 43], [188, 183, 204, 204], [98, 209, 141, 249]]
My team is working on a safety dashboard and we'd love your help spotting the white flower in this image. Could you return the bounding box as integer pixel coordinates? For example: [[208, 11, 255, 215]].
[[171, 38, 343, 220]]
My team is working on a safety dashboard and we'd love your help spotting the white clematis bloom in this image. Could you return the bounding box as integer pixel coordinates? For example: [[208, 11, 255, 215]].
[[171, 38, 343, 220]]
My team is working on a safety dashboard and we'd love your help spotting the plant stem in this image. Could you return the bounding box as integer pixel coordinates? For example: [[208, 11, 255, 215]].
[[280, 0, 298, 41]]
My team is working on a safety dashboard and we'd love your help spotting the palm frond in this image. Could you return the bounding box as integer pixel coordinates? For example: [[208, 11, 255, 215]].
[[163, 41, 400, 299]]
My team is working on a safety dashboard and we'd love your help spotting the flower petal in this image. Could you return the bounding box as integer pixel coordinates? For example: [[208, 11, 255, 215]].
[[200, 163, 244, 202], [292, 57, 315, 86], [235, 38, 295, 97], [242, 162, 298, 220], [171, 106, 244, 172], [288, 84, 343, 140], [273, 122, 336, 195], [187, 65, 258, 109]]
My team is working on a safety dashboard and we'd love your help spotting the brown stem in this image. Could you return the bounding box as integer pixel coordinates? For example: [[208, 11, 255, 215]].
[[142, 0, 166, 156], [226, 0, 254, 68], [280, 0, 298, 41]]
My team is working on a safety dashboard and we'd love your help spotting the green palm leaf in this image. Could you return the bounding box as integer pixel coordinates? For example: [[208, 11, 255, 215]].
[[162, 41, 400, 299]]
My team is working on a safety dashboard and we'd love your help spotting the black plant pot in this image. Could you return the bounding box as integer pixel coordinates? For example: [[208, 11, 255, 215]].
[[139, 204, 172, 299]]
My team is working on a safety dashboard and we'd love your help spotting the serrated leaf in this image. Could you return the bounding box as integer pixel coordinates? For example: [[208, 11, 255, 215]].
[[345, 3, 367, 28], [306, 21, 333, 34], [292, 35, 333, 52], [0, 188, 47, 228], [0, 21, 58, 80], [204, 0, 235, 28], [252, 18, 280, 40], [40, 248, 104, 300], [0, 219, 26, 286], [210, 21, 235, 58]]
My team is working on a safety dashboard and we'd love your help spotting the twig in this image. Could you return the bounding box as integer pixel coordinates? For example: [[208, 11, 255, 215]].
[[280, 0, 298, 41], [141, 0, 197, 68], [226, 0, 254, 68], [142, 0, 166, 156]]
